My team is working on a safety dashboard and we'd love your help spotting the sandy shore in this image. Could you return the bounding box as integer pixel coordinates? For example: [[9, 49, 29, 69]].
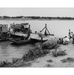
[[29, 43, 74, 67]]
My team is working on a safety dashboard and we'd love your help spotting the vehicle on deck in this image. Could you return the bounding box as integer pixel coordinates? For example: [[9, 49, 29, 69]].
[[10, 23, 31, 45]]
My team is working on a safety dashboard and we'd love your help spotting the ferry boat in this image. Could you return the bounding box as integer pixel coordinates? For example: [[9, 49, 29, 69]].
[[30, 24, 54, 42], [10, 23, 31, 45]]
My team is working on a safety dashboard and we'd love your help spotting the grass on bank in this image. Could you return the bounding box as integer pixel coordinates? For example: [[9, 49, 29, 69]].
[[61, 57, 74, 63], [52, 49, 67, 57]]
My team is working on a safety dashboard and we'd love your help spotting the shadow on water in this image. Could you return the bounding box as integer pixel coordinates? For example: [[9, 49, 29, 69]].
[[10, 39, 43, 46]]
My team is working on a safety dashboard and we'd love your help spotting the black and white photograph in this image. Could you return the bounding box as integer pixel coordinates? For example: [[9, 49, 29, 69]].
[[0, 8, 74, 67]]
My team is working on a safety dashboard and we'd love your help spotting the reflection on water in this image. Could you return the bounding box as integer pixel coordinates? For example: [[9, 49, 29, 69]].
[[0, 41, 32, 62]]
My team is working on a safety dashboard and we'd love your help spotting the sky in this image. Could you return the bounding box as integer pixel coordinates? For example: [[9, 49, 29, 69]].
[[0, 8, 74, 17]]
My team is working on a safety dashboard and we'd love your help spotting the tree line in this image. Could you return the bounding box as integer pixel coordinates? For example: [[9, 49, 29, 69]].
[[0, 16, 74, 20]]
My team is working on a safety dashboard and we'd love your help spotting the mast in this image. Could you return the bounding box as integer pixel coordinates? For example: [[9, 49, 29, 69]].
[[40, 24, 50, 35]]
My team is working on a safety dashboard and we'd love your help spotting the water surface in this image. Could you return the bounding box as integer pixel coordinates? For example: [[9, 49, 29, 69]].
[[0, 19, 74, 62]]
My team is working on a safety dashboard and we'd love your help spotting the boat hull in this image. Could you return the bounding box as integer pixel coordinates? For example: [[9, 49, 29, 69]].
[[10, 38, 31, 45]]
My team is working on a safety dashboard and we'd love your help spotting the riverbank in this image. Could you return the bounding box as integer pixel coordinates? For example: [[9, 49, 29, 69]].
[[0, 41, 58, 67], [13, 43, 74, 67], [30, 44, 74, 67], [1, 40, 74, 67]]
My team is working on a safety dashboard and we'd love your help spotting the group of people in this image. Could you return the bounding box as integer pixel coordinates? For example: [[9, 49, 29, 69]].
[[56, 29, 74, 45]]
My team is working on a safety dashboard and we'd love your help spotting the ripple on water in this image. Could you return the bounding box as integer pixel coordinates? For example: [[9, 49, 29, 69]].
[[0, 41, 32, 62]]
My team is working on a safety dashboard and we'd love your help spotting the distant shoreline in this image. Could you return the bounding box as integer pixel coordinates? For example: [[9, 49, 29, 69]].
[[0, 16, 74, 20]]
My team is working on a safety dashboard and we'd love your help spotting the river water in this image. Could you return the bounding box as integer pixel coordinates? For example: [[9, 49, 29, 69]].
[[0, 19, 74, 62]]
